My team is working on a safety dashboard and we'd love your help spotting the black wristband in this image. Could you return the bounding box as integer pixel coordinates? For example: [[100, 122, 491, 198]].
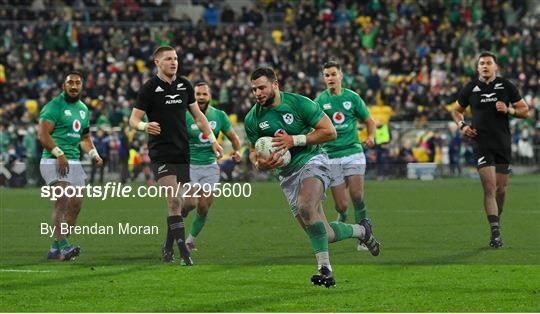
[[459, 121, 468, 130]]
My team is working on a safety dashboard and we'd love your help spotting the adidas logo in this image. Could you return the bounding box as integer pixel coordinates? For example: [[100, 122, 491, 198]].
[[155, 86, 164, 92], [472, 86, 481, 92]]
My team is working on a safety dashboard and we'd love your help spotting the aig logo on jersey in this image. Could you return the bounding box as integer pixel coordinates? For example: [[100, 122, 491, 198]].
[[343, 101, 352, 110], [332, 112, 345, 124], [72, 119, 81, 132], [282, 113, 294, 125]]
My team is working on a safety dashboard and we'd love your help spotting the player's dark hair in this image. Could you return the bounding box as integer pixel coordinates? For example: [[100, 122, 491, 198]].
[[153, 45, 175, 60], [477, 51, 497, 64], [194, 80, 212, 94], [194, 80, 209, 87], [323, 61, 341, 70], [250, 67, 277, 82], [65, 70, 84, 81]]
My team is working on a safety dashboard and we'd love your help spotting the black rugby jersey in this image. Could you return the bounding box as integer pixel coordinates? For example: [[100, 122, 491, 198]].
[[457, 77, 521, 148], [135, 75, 195, 163]]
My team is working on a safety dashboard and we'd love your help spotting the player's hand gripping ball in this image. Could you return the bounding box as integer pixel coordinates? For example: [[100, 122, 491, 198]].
[[255, 136, 291, 167]]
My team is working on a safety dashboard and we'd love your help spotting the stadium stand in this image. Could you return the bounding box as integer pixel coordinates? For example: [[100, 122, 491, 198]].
[[0, 0, 538, 186]]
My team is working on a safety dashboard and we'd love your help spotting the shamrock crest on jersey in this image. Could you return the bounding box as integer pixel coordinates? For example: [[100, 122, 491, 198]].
[[282, 113, 294, 124]]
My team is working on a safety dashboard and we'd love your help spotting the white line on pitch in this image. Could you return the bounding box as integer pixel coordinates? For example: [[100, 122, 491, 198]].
[[0, 269, 52, 273]]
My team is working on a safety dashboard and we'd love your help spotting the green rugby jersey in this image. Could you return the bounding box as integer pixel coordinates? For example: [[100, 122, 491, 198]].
[[186, 106, 232, 165], [244, 91, 324, 176], [39, 92, 90, 160], [314, 88, 370, 158]]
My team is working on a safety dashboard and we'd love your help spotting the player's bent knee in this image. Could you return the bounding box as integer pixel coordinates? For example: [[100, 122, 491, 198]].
[[64, 211, 78, 225], [182, 197, 197, 211], [297, 194, 319, 214], [351, 195, 364, 208], [197, 203, 210, 215], [298, 207, 312, 224], [483, 189, 496, 199], [69, 198, 83, 211], [496, 181, 508, 194], [167, 197, 182, 211], [183, 204, 196, 212], [55, 196, 70, 211], [481, 182, 497, 194], [336, 199, 348, 212], [197, 208, 209, 217]]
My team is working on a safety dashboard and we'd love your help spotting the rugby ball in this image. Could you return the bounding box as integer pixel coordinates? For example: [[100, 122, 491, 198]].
[[255, 136, 291, 167]]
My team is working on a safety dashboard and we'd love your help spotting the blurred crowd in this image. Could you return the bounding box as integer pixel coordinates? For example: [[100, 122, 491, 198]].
[[1, 0, 539, 186]]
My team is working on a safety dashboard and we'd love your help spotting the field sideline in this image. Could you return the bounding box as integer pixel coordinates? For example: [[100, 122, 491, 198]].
[[1, 175, 539, 312]]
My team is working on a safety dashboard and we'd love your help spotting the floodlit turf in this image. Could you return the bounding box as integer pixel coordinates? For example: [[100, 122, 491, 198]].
[[1, 175, 539, 312]]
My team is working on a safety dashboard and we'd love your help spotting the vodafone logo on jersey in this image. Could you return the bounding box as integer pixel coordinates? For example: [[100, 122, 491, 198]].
[[72, 119, 81, 132], [199, 132, 210, 143], [332, 112, 345, 124], [274, 129, 288, 136]]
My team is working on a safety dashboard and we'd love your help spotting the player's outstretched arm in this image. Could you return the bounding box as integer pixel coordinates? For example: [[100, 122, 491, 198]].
[[80, 132, 103, 167], [225, 129, 242, 162], [365, 116, 376, 148], [38, 119, 69, 176], [189, 103, 223, 158], [129, 108, 160, 135]]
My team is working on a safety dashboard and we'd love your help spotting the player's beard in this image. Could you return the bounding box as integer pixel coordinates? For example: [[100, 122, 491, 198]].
[[261, 90, 276, 107], [64, 90, 81, 103], [198, 101, 209, 113]]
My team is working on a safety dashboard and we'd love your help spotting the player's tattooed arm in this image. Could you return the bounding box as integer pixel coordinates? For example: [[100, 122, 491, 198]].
[[38, 119, 70, 176], [497, 99, 529, 119]]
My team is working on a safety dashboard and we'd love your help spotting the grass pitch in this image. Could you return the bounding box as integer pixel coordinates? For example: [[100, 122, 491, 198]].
[[1, 175, 539, 312]]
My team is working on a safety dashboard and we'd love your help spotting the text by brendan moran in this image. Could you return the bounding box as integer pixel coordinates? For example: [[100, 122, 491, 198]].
[[41, 223, 159, 237]]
